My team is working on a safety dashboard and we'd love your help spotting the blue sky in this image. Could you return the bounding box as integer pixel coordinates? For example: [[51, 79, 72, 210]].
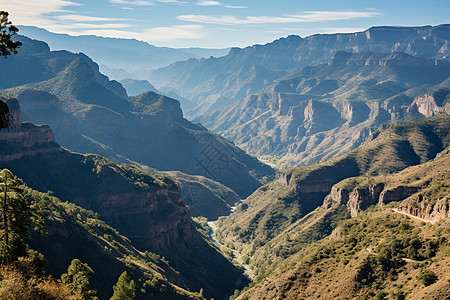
[[4, 0, 450, 48]]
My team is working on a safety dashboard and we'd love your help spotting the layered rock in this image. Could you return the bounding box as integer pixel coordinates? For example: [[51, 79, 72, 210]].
[[326, 184, 418, 217], [0, 97, 61, 161], [397, 195, 449, 222]]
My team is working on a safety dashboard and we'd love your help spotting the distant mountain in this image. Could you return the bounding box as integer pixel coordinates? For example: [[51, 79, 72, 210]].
[[119, 78, 159, 96], [147, 25, 450, 104], [197, 52, 450, 166], [119, 78, 195, 111], [0, 35, 274, 198], [17, 25, 230, 73], [145, 25, 450, 167]]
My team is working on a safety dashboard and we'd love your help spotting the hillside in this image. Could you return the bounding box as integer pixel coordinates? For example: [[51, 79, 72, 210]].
[[0, 101, 242, 299], [163, 171, 240, 220], [215, 113, 450, 276], [235, 205, 450, 300], [22, 178, 203, 300], [0, 36, 274, 198]]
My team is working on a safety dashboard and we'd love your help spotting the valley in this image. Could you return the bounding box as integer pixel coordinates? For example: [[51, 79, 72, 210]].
[[0, 7, 450, 299]]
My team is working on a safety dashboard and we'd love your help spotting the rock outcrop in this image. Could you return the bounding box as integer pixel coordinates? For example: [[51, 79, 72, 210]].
[[397, 195, 449, 222], [0, 97, 61, 161], [326, 184, 418, 217]]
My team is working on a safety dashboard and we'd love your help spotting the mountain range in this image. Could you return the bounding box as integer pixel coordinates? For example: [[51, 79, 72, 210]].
[[0, 35, 274, 198], [17, 25, 230, 73], [145, 24, 450, 167], [0, 96, 242, 299], [1, 23, 450, 300]]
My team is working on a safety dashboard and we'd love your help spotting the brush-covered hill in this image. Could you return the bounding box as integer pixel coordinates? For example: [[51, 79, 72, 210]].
[[0, 99, 242, 299], [0, 36, 274, 198], [233, 145, 450, 299], [215, 113, 450, 277], [235, 204, 450, 299]]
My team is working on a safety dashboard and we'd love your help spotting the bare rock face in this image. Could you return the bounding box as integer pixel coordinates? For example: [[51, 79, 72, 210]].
[[327, 184, 420, 217], [95, 179, 193, 251], [398, 195, 450, 222], [379, 186, 419, 205], [408, 94, 444, 117], [0, 97, 60, 162]]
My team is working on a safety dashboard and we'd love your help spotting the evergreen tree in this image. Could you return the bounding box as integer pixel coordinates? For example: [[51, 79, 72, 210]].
[[62, 259, 99, 300], [0, 11, 22, 58], [110, 271, 136, 300], [0, 169, 34, 263]]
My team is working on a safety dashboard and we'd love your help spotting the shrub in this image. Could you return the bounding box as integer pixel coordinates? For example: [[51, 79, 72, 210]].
[[416, 268, 437, 286]]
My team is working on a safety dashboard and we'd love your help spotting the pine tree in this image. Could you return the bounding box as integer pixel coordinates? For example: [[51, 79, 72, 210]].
[[110, 271, 136, 300], [0, 169, 33, 263], [0, 11, 22, 58], [62, 259, 99, 300]]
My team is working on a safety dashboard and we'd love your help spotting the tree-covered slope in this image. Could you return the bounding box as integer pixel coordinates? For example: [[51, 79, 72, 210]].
[[0, 108, 242, 299]]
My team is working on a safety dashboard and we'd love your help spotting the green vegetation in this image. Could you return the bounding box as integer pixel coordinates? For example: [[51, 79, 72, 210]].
[[110, 271, 136, 300], [0, 256, 82, 300], [237, 206, 449, 299], [61, 259, 98, 300], [0, 11, 22, 58], [0, 169, 203, 299], [0, 169, 44, 264], [416, 268, 438, 286]]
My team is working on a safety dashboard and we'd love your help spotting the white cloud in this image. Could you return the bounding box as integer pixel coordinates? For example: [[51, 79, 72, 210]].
[[110, 0, 155, 5], [46, 24, 206, 43], [178, 10, 381, 25], [2, 0, 82, 27], [143, 25, 206, 41], [155, 0, 187, 3], [55, 14, 126, 22], [225, 6, 247, 9], [197, 0, 223, 6]]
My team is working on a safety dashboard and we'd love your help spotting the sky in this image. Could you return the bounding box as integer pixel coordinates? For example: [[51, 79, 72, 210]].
[[3, 0, 450, 48]]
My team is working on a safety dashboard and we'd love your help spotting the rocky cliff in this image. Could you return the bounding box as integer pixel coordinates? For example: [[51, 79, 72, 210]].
[[326, 143, 450, 220], [145, 25, 450, 168], [0, 97, 60, 161], [0, 99, 241, 298]]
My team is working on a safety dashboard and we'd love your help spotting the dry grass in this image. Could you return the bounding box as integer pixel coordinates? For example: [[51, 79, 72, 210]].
[[0, 258, 82, 300]]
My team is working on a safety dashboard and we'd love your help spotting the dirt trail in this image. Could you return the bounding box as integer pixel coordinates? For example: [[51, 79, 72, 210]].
[[392, 209, 436, 224]]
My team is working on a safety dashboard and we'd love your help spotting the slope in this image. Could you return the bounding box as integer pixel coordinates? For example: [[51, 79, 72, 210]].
[[0, 36, 274, 198], [196, 51, 450, 167], [216, 113, 450, 276], [0, 101, 242, 299]]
